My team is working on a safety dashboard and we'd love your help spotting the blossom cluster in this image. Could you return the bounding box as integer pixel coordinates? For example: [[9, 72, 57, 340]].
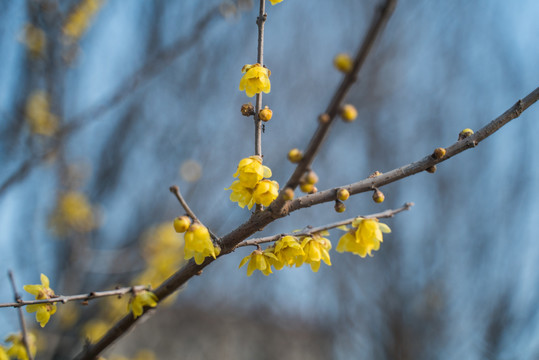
[[173, 218, 220, 265], [336, 218, 391, 257], [226, 156, 279, 210], [0, 333, 37, 360], [239, 233, 332, 276]]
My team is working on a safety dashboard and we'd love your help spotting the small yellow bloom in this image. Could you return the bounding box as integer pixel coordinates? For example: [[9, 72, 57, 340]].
[[173, 216, 191, 233], [259, 106, 273, 122], [184, 223, 217, 265], [269, 0, 284, 4], [226, 180, 255, 209], [336, 218, 391, 257], [273, 236, 304, 270], [5, 333, 36, 360], [239, 248, 279, 276], [239, 63, 271, 97], [233, 156, 272, 189], [25, 91, 58, 136], [287, 148, 303, 163], [82, 319, 110, 343], [340, 104, 357, 122], [20, 24, 46, 58], [23, 274, 57, 327], [49, 191, 96, 235], [253, 179, 279, 207], [333, 53, 353, 73], [128, 290, 158, 319], [63, 0, 104, 39], [297, 234, 332, 272]]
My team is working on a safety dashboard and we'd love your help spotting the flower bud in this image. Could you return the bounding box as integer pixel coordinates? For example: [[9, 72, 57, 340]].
[[241, 103, 255, 117], [372, 189, 385, 203], [369, 171, 382, 178], [333, 53, 353, 73], [458, 128, 474, 140], [287, 148, 303, 163], [426, 165, 437, 173], [309, 186, 318, 194], [300, 183, 314, 193], [173, 216, 191, 233], [340, 104, 357, 122], [337, 188, 350, 201], [282, 187, 294, 201], [303, 170, 319, 185], [334, 200, 346, 213], [318, 113, 330, 124], [433, 147, 446, 159], [259, 106, 272, 122]]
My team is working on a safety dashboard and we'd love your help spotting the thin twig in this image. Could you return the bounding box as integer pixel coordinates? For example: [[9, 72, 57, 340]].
[[254, 0, 266, 157], [8, 271, 34, 360], [0, 285, 150, 309], [169, 185, 219, 241], [236, 202, 413, 248]]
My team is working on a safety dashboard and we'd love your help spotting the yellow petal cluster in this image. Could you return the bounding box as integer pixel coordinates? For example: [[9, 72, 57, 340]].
[[272, 236, 304, 270], [128, 291, 158, 319], [5, 333, 37, 360], [0, 346, 7, 360], [239, 64, 271, 97], [25, 91, 58, 136], [269, 0, 284, 4], [227, 156, 278, 209], [63, 0, 104, 39], [184, 223, 219, 265], [239, 249, 279, 276], [296, 234, 332, 272], [23, 274, 56, 328], [49, 191, 96, 235], [336, 218, 391, 257]]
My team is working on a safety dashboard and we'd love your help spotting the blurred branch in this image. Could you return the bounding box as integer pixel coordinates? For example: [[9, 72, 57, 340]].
[[8, 271, 34, 360], [236, 202, 413, 248], [286, 86, 539, 212], [0, 285, 150, 309]]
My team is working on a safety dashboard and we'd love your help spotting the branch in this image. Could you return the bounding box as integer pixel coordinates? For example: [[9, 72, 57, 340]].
[[8, 271, 34, 360], [285, 86, 539, 212], [169, 185, 219, 241], [0, 285, 150, 309], [254, 0, 266, 157], [236, 202, 413, 248]]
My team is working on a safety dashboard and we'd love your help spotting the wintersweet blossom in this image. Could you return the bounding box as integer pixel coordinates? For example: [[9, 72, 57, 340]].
[[296, 233, 332, 272], [336, 218, 391, 257], [63, 0, 104, 39], [269, 0, 284, 4], [239, 248, 279, 276], [233, 156, 271, 189], [25, 91, 58, 136], [23, 274, 57, 327], [272, 236, 304, 270], [253, 179, 279, 207], [239, 64, 271, 97], [226, 180, 255, 209], [184, 223, 219, 265], [5, 333, 36, 360], [0, 346, 7, 360], [128, 291, 158, 319]]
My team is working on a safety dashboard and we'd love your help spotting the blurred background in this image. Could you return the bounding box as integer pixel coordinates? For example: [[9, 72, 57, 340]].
[[0, 0, 538, 359]]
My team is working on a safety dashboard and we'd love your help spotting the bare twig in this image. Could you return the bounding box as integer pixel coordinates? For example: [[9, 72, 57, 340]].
[[8, 271, 34, 360], [275, 0, 397, 207], [169, 185, 219, 241], [236, 202, 413, 248], [254, 0, 266, 157], [0, 285, 150, 309]]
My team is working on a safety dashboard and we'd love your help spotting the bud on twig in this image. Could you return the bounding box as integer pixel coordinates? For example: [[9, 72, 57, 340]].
[[334, 200, 346, 213], [337, 188, 350, 201], [241, 103, 255, 117], [372, 189, 385, 203]]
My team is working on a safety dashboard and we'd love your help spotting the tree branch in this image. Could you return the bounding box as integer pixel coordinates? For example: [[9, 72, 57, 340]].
[[254, 0, 266, 157], [8, 271, 34, 360]]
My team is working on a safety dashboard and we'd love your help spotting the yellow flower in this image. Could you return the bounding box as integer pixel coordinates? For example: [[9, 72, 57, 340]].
[[133, 350, 157, 360], [5, 333, 37, 360], [269, 0, 284, 4], [253, 179, 279, 207], [82, 319, 109, 343], [0, 346, 8, 360], [296, 234, 332, 272], [239, 64, 271, 97], [23, 274, 57, 327], [336, 218, 391, 257], [226, 180, 255, 209], [49, 191, 97, 235], [273, 236, 304, 270], [239, 248, 279, 276], [25, 91, 58, 136], [333, 53, 353, 73], [173, 216, 191, 233], [63, 0, 104, 39], [128, 291, 158, 319], [233, 156, 272, 189], [20, 24, 46, 58], [184, 223, 218, 265]]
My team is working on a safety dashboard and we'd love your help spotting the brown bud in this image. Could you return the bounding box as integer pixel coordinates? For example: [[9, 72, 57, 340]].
[[318, 113, 330, 124], [282, 187, 295, 201], [372, 189, 385, 203], [334, 200, 346, 213], [426, 165, 437, 173], [241, 103, 255, 117], [433, 147, 446, 159]]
